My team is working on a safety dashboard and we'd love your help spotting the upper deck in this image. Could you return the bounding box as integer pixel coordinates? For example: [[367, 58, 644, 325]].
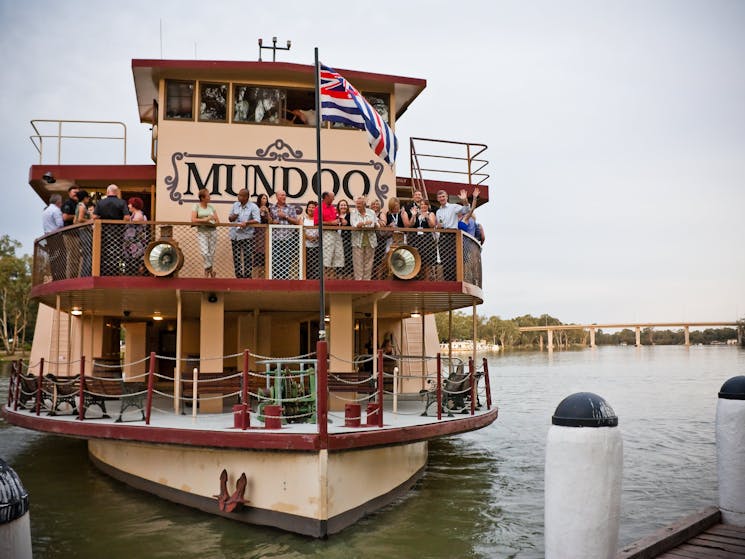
[[29, 59, 489, 320]]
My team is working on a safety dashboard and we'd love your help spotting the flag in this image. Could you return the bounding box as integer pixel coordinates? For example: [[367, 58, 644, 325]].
[[320, 64, 398, 166]]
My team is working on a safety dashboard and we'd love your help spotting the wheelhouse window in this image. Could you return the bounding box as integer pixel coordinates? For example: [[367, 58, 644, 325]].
[[199, 82, 228, 122], [233, 85, 286, 124], [165, 80, 194, 120]]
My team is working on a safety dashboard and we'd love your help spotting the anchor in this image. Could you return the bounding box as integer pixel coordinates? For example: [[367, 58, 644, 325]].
[[214, 469, 229, 511], [214, 470, 250, 512], [225, 472, 249, 512]]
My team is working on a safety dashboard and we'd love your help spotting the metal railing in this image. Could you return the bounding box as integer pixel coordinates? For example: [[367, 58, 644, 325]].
[[7, 352, 493, 428], [33, 221, 482, 287], [30, 119, 128, 164], [409, 137, 489, 200]]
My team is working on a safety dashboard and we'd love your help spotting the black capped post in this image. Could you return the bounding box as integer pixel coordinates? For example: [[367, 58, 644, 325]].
[[716, 375, 745, 526], [0, 459, 32, 559], [545, 392, 622, 559]]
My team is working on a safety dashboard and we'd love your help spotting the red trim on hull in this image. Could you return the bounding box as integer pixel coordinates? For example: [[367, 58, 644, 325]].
[[328, 407, 499, 450], [2, 406, 498, 451]]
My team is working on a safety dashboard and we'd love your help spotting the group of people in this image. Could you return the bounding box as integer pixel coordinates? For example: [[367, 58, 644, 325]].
[[42, 183, 148, 234], [194, 187, 484, 281], [41, 184, 149, 278], [42, 183, 483, 281]]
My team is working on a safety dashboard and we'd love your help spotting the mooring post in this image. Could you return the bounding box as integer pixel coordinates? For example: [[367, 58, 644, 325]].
[[545, 392, 622, 559], [0, 459, 32, 559], [716, 375, 745, 526]]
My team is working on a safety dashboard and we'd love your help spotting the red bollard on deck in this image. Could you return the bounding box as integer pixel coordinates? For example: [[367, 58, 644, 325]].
[[263, 405, 282, 429], [366, 403, 380, 426], [233, 404, 249, 430], [344, 403, 361, 427]]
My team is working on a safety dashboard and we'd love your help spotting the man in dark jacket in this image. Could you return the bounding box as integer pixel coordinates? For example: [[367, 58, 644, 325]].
[[93, 184, 128, 219], [94, 184, 129, 275], [61, 185, 79, 226]]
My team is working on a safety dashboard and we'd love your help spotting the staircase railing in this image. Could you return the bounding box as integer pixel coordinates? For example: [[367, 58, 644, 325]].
[[409, 137, 489, 200]]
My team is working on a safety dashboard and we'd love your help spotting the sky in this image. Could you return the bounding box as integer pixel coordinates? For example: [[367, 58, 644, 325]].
[[1, 0, 743, 324]]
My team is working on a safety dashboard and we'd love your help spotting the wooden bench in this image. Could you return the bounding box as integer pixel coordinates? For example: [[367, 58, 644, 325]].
[[14, 373, 41, 410], [181, 372, 242, 413], [43, 374, 79, 416], [84, 377, 146, 422]]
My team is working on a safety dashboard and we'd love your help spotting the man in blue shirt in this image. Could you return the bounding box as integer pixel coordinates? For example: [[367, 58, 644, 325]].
[[435, 188, 475, 280], [42, 194, 64, 233], [228, 189, 260, 278]]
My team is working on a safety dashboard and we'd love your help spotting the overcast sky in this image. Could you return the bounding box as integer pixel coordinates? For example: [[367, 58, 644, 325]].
[[1, 0, 743, 324]]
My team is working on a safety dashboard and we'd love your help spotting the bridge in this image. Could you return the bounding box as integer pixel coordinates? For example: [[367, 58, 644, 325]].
[[517, 322, 741, 349]]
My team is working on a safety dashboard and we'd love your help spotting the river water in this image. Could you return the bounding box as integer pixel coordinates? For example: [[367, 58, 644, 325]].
[[1, 345, 743, 558]]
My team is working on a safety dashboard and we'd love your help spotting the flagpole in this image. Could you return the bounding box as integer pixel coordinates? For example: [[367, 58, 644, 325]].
[[314, 47, 326, 341]]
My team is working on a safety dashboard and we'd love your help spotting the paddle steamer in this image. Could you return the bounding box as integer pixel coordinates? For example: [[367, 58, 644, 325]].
[[3, 53, 496, 536]]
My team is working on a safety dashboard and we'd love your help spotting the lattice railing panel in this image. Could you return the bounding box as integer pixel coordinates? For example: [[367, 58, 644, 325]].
[[33, 223, 481, 285]]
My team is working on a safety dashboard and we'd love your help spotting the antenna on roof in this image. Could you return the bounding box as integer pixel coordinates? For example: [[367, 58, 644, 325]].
[[159, 19, 163, 58], [258, 37, 292, 62]]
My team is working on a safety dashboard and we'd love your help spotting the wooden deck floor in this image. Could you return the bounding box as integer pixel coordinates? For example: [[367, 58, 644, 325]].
[[657, 523, 745, 558], [617, 507, 745, 559]]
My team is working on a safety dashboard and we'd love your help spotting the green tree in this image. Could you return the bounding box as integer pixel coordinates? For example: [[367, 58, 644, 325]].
[[0, 235, 35, 354]]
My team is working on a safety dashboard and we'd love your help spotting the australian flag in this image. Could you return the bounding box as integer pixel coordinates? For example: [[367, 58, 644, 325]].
[[320, 64, 398, 166]]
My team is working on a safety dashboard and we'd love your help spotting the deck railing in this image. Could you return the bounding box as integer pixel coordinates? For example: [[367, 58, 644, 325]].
[[29, 119, 128, 164], [33, 221, 482, 288], [6, 353, 492, 429]]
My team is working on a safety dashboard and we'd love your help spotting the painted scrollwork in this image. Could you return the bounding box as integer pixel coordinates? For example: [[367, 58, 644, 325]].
[[165, 152, 186, 205], [255, 139, 303, 161], [370, 160, 389, 205]]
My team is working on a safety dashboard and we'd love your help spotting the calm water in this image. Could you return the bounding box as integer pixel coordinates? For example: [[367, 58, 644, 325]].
[[1, 346, 743, 558]]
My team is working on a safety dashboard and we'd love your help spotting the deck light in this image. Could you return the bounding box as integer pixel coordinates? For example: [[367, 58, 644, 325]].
[[411, 311, 421, 318], [70, 307, 82, 316], [324, 315, 330, 323], [153, 312, 163, 321]]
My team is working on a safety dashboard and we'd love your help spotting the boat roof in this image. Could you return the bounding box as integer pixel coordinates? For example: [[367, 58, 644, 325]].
[[131, 59, 427, 125]]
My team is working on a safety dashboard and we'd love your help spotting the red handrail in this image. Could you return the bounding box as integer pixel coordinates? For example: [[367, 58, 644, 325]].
[[436, 353, 442, 420], [35, 359, 44, 416], [377, 350, 385, 427], [469, 357, 475, 416], [482, 357, 492, 410], [77, 356, 86, 421], [145, 351, 155, 425], [241, 349, 250, 430]]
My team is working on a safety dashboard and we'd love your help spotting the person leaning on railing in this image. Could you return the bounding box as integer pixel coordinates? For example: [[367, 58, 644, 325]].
[[227, 188, 259, 279], [315, 191, 344, 279], [350, 196, 378, 280], [303, 200, 319, 280], [191, 188, 220, 278]]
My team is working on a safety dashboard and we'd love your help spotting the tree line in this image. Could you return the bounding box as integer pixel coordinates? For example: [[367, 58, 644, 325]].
[[0, 235, 36, 355], [435, 311, 741, 349]]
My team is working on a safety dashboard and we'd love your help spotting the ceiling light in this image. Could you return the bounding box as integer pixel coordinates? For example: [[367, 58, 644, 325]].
[[153, 312, 163, 321], [70, 307, 83, 316], [411, 311, 421, 318]]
